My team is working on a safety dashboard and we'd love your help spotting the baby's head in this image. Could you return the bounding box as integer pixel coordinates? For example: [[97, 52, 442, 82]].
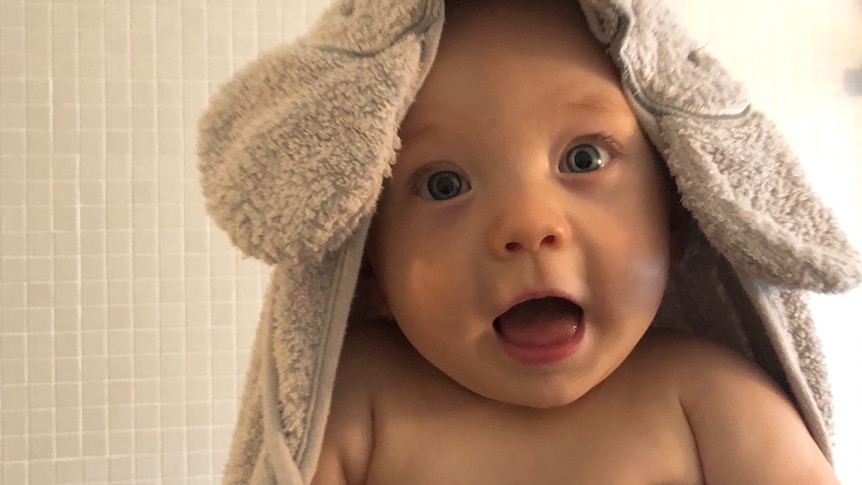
[[360, 0, 688, 408]]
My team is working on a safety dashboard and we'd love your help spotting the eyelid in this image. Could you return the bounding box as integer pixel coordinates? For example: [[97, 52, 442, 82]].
[[571, 133, 625, 158], [407, 161, 468, 197], [558, 133, 624, 171]]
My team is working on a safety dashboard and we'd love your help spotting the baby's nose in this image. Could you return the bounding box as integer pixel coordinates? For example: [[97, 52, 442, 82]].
[[488, 193, 571, 260], [503, 232, 561, 253]]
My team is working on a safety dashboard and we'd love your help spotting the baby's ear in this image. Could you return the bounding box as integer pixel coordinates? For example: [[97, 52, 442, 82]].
[[668, 195, 691, 267], [356, 257, 392, 319]]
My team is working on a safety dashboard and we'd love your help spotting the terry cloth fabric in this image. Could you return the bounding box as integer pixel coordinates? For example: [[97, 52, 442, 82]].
[[197, 0, 862, 483]]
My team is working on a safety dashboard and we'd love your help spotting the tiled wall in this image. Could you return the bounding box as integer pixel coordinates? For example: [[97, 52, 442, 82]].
[[0, 1, 329, 483], [1, 0, 860, 484]]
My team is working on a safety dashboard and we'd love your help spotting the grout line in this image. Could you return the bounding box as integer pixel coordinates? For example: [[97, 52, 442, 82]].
[[96, 0, 109, 475], [70, 0, 86, 468], [20, 0, 34, 471], [176, 1, 190, 476], [124, 0, 138, 477]]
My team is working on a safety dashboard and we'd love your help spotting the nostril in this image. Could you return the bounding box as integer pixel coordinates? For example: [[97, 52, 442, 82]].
[[541, 234, 556, 246], [505, 242, 521, 252]]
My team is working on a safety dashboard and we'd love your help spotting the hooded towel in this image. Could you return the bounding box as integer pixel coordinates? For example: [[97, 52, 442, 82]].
[[197, 0, 862, 483]]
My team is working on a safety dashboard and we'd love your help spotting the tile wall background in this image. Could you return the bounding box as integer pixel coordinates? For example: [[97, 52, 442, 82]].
[[1, 0, 859, 483]]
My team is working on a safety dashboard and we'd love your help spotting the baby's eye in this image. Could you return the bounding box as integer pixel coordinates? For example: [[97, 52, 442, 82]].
[[421, 170, 470, 201], [560, 143, 609, 173]]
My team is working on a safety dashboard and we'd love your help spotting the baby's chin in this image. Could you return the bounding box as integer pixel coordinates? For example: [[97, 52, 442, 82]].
[[461, 377, 595, 410]]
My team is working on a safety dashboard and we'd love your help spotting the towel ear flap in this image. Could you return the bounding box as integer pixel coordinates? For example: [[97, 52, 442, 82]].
[[660, 112, 862, 293], [579, 0, 862, 293], [197, 0, 444, 265]]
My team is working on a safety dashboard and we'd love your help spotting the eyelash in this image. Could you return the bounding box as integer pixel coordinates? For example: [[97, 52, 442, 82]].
[[573, 133, 624, 159], [408, 161, 467, 196], [406, 133, 624, 194]]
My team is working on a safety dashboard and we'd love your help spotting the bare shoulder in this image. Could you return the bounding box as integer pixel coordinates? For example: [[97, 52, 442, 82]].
[[312, 321, 436, 485], [633, 329, 838, 485], [312, 317, 424, 485]]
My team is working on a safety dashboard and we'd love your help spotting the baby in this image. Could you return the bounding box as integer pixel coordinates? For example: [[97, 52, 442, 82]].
[[311, 1, 839, 484]]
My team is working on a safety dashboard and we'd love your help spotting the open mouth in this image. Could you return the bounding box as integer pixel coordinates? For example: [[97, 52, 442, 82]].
[[493, 296, 584, 364]]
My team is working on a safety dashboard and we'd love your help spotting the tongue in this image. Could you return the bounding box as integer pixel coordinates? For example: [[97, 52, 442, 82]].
[[495, 297, 580, 347]]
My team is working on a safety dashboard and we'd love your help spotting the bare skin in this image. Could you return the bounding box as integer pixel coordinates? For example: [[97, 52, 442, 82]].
[[312, 1, 840, 483], [315, 322, 837, 485]]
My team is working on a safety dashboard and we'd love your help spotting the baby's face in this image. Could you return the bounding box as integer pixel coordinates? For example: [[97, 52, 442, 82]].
[[368, 0, 677, 408]]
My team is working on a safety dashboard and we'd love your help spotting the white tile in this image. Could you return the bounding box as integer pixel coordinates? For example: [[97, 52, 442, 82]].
[[80, 381, 107, 407], [159, 378, 186, 404], [0, 462, 25, 485], [159, 352, 184, 377], [0, 359, 26, 385], [26, 434, 53, 460], [27, 333, 54, 359], [107, 431, 133, 456], [53, 232, 80, 256], [132, 227, 158, 252], [56, 433, 82, 458], [1, 409, 27, 435], [134, 404, 160, 430], [82, 432, 107, 457], [108, 355, 133, 380], [211, 376, 237, 400], [81, 407, 107, 434], [0, 131, 25, 156], [54, 383, 81, 409], [211, 351, 236, 375], [28, 459, 57, 485], [55, 460, 84, 484], [28, 408, 54, 435], [132, 304, 159, 329], [81, 280, 106, 305], [160, 450, 186, 478], [186, 378, 210, 401], [55, 407, 81, 434], [133, 329, 159, 353], [160, 403, 186, 427], [82, 457, 109, 482], [186, 403, 210, 428], [44, 286, 74, 314], [52, 307, 79, 332], [26, 256, 52, 281], [135, 453, 161, 480], [106, 229, 132, 253], [134, 378, 161, 404], [27, 357, 53, 383], [1, 435, 28, 461], [134, 353, 159, 379], [28, 383, 55, 409]]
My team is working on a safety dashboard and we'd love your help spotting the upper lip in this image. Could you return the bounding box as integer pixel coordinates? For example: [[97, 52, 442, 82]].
[[496, 289, 582, 318]]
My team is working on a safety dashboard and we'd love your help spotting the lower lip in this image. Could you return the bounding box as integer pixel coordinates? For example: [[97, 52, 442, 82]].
[[496, 322, 585, 366]]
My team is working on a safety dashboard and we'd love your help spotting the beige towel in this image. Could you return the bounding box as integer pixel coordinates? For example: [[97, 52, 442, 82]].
[[197, 0, 862, 483]]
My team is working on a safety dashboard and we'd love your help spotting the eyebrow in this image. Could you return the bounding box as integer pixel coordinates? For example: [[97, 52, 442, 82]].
[[399, 88, 630, 143], [552, 89, 629, 115]]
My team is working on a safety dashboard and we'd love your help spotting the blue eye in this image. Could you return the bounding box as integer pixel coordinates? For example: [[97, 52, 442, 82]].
[[561, 143, 609, 173], [423, 170, 469, 201]]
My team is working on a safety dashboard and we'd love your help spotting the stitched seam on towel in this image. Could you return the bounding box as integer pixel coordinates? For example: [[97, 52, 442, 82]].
[[598, 5, 750, 121], [261, 283, 300, 485], [618, 56, 752, 120], [296, 247, 350, 468], [300, 1, 441, 58], [735, 275, 830, 459]]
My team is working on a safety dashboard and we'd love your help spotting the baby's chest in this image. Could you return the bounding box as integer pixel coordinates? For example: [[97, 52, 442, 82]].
[[365, 387, 702, 485]]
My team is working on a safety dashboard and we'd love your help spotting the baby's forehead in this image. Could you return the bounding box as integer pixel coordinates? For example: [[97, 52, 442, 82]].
[[430, 1, 620, 90], [401, 3, 634, 143]]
